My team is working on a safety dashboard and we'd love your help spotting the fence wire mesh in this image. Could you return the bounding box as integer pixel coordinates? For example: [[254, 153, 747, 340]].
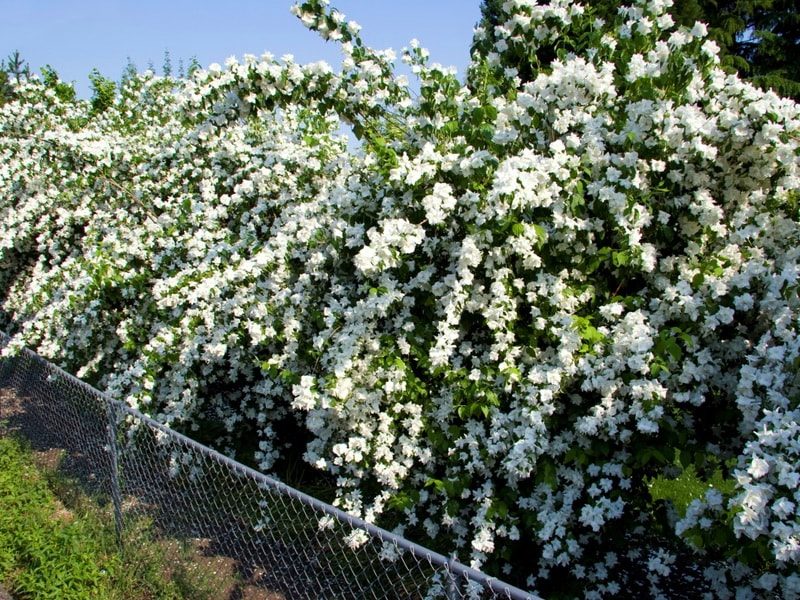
[[0, 336, 539, 600]]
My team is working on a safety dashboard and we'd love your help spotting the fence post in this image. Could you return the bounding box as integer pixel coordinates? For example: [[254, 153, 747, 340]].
[[447, 555, 459, 600], [106, 402, 124, 548]]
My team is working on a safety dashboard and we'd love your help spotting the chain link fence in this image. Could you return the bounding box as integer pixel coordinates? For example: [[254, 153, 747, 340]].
[[0, 334, 540, 600]]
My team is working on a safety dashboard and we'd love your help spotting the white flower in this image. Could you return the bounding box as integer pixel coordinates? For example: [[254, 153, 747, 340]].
[[580, 504, 605, 532], [691, 22, 708, 37], [421, 182, 457, 225], [291, 375, 317, 411], [772, 498, 796, 519], [345, 529, 369, 549], [747, 455, 770, 479]]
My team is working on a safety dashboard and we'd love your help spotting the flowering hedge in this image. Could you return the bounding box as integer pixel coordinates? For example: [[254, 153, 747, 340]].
[[1, 0, 799, 597]]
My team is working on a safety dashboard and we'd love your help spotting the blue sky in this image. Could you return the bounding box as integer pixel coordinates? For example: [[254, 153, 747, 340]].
[[0, 1, 482, 98]]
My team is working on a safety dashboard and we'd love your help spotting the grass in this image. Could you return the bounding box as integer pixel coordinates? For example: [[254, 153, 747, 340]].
[[0, 433, 237, 600]]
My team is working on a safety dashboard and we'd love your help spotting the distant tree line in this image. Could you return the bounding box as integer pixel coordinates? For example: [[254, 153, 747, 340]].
[[5, 1, 797, 105], [0, 49, 202, 109], [473, 0, 800, 100], [120, 51, 202, 87]]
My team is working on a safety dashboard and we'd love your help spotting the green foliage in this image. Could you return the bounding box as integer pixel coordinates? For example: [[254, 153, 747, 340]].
[[468, 0, 615, 92], [0, 70, 10, 106], [0, 436, 113, 598], [89, 69, 116, 115], [648, 461, 736, 516], [2, 0, 798, 593], [737, 0, 800, 99], [672, 0, 750, 71], [670, 0, 800, 98], [474, 0, 800, 99], [41, 65, 77, 103], [0, 435, 237, 599]]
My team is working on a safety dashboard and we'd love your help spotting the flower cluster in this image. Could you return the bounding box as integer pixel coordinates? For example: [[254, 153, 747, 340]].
[[1, 0, 799, 596]]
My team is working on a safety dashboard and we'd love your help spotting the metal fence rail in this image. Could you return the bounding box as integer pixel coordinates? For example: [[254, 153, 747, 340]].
[[0, 335, 539, 600]]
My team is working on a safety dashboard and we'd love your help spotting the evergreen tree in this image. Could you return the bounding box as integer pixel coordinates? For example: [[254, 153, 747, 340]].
[[737, 0, 800, 99], [5, 50, 30, 83], [162, 49, 172, 77], [0, 50, 30, 105], [187, 56, 201, 78], [670, 0, 799, 99], [671, 0, 751, 73], [121, 56, 138, 87]]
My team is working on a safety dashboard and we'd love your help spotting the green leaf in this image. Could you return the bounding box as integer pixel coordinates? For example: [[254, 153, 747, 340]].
[[387, 491, 420, 511], [536, 458, 557, 488], [532, 224, 547, 247], [488, 499, 509, 520], [612, 250, 629, 267], [425, 478, 445, 493], [565, 447, 588, 466], [484, 389, 500, 406]]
